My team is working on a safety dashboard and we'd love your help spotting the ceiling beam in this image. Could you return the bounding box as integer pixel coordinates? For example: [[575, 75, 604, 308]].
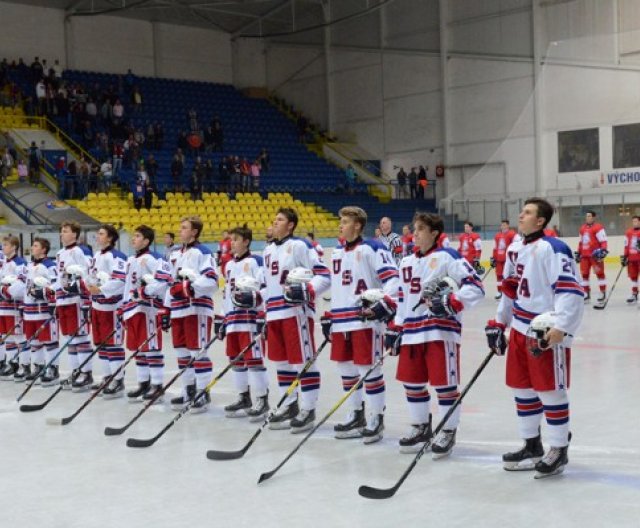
[[231, 0, 293, 36]]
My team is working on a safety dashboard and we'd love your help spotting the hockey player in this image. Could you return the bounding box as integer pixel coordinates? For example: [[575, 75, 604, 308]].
[[22, 238, 58, 384], [121, 225, 170, 402], [54, 221, 93, 391], [436, 231, 451, 249], [86, 224, 127, 398], [379, 217, 403, 266], [575, 210, 607, 304], [263, 207, 330, 432], [387, 212, 484, 456], [621, 216, 640, 304], [458, 221, 482, 273], [163, 216, 218, 413], [485, 197, 584, 478], [217, 230, 233, 277], [492, 220, 516, 300], [215, 224, 269, 421], [401, 225, 414, 256], [0, 236, 27, 380], [306, 232, 324, 258], [323, 206, 399, 444]]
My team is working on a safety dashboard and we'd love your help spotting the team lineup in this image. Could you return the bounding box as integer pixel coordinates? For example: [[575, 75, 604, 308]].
[[3, 198, 635, 497]]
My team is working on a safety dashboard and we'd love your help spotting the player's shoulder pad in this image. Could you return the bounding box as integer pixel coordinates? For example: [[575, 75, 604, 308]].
[[543, 236, 573, 259], [195, 243, 213, 255], [437, 247, 463, 260], [150, 251, 164, 261], [292, 236, 314, 249], [250, 254, 264, 266], [80, 245, 93, 257], [362, 239, 387, 252], [43, 258, 56, 268], [14, 256, 27, 266], [111, 248, 128, 261]]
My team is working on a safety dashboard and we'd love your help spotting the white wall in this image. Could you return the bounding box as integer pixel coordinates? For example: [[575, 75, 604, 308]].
[[0, 1, 232, 83]]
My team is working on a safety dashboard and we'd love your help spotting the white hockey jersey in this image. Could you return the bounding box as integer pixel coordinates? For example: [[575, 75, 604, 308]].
[[89, 247, 127, 312], [0, 255, 27, 317], [122, 249, 170, 321], [222, 253, 265, 334], [55, 244, 93, 306], [330, 238, 400, 332], [496, 233, 584, 344], [163, 242, 218, 319], [395, 247, 485, 345], [262, 236, 330, 322], [23, 258, 57, 321]]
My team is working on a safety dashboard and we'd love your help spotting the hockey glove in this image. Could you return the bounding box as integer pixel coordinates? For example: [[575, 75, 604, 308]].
[[361, 297, 396, 323], [214, 314, 226, 340], [592, 248, 608, 262], [573, 251, 581, 264], [428, 292, 463, 318], [169, 279, 194, 299], [30, 287, 45, 301], [501, 275, 519, 300], [284, 282, 314, 305], [0, 285, 12, 300], [489, 257, 496, 269], [621, 255, 628, 267], [384, 325, 402, 356], [320, 312, 332, 342], [159, 309, 171, 331], [485, 319, 507, 356], [472, 259, 485, 275]]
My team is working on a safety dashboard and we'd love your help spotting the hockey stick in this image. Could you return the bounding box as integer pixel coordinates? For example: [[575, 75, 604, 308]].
[[0, 320, 23, 348], [103, 335, 219, 437], [7, 315, 55, 364], [127, 335, 253, 448], [593, 265, 624, 310], [481, 266, 494, 282], [19, 326, 117, 412], [358, 348, 496, 499], [16, 317, 89, 403], [206, 337, 330, 461], [258, 348, 391, 484], [46, 330, 159, 426]]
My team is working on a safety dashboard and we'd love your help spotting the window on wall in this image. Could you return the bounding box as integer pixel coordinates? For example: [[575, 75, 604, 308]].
[[558, 128, 600, 173], [613, 124, 640, 169]]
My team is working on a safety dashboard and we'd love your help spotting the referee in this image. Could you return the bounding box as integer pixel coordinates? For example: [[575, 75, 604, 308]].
[[378, 217, 403, 265]]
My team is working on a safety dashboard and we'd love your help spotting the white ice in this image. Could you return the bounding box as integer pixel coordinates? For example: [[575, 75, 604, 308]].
[[1, 263, 639, 528]]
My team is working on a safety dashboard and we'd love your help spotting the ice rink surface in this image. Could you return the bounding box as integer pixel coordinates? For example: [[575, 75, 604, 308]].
[[1, 264, 639, 528]]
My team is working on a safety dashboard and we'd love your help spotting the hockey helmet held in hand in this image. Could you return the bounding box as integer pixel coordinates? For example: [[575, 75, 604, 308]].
[[285, 267, 313, 285], [178, 267, 198, 282], [141, 273, 155, 285], [234, 275, 261, 293], [32, 275, 50, 289], [422, 276, 458, 301], [526, 312, 557, 357], [65, 264, 85, 279], [0, 274, 17, 286], [358, 288, 386, 308]]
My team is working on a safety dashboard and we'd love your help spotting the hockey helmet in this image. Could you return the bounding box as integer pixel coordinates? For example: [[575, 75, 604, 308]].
[[526, 312, 557, 357], [358, 288, 386, 308], [234, 275, 261, 293], [286, 267, 313, 285], [1, 274, 17, 286], [65, 264, 85, 279], [422, 276, 458, 301], [178, 267, 197, 282], [33, 275, 50, 289]]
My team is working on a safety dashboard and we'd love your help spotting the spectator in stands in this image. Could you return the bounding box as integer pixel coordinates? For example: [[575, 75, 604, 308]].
[[112, 99, 124, 125], [177, 130, 188, 152], [251, 159, 261, 190], [85, 98, 97, 123], [27, 141, 41, 184], [52, 59, 63, 79], [205, 159, 214, 191], [396, 167, 407, 198], [146, 123, 155, 150], [171, 150, 184, 192], [212, 119, 224, 151], [0, 149, 13, 183], [99, 97, 111, 125], [82, 121, 95, 149], [17, 159, 28, 183], [240, 157, 251, 191], [189, 167, 203, 201], [89, 162, 99, 193], [417, 165, 427, 199], [55, 156, 65, 179], [30, 57, 43, 82], [187, 108, 199, 132], [132, 86, 143, 114], [164, 233, 181, 260], [345, 164, 356, 194], [296, 112, 308, 143], [146, 154, 158, 189], [204, 125, 214, 152], [36, 79, 46, 115], [378, 216, 403, 265], [408, 167, 418, 199], [144, 180, 154, 210], [66, 159, 77, 198], [100, 159, 113, 192], [132, 177, 144, 210], [259, 147, 270, 173], [154, 122, 164, 149], [218, 156, 229, 192], [112, 142, 123, 184], [78, 158, 90, 198]]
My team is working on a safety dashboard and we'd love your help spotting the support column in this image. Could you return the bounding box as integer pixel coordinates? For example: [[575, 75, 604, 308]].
[[439, 0, 452, 202], [532, 0, 544, 195], [323, 1, 334, 134]]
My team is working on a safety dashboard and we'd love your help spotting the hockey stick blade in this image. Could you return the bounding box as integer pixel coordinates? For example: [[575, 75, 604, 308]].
[[358, 484, 400, 500], [206, 444, 250, 461], [126, 436, 159, 448], [46, 417, 63, 426], [257, 469, 277, 484], [19, 387, 62, 413], [104, 425, 127, 436]]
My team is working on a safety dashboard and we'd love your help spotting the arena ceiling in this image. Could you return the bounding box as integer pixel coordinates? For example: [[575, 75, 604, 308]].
[[3, 0, 386, 38]]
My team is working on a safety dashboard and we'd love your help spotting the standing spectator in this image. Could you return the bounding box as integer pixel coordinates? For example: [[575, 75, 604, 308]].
[[259, 147, 270, 173], [204, 159, 214, 192], [345, 164, 356, 194], [154, 122, 164, 150], [85, 98, 97, 123], [396, 167, 407, 198], [146, 154, 158, 190], [89, 161, 99, 193], [378, 216, 403, 266], [136, 161, 148, 186], [1, 149, 13, 183], [52, 59, 63, 80], [78, 158, 90, 198], [212, 120, 224, 151], [132, 178, 144, 210], [30, 56, 43, 82], [240, 157, 251, 191], [131, 86, 143, 114], [251, 159, 261, 190], [144, 180, 154, 210], [218, 156, 229, 193], [187, 108, 199, 132], [36, 79, 46, 115], [27, 141, 41, 184], [408, 167, 418, 199], [112, 99, 124, 125], [171, 150, 184, 192], [146, 123, 155, 149], [417, 165, 427, 199], [112, 142, 123, 184], [163, 233, 181, 261], [189, 168, 203, 200], [204, 125, 214, 152], [17, 159, 28, 183], [100, 159, 113, 192], [66, 159, 77, 198]]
